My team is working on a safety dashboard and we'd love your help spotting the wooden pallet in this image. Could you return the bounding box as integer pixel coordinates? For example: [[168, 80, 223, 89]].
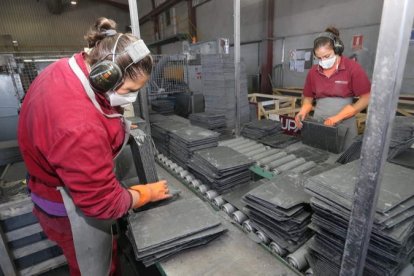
[[397, 94, 414, 117], [248, 93, 299, 120], [0, 194, 66, 276], [273, 87, 414, 118]]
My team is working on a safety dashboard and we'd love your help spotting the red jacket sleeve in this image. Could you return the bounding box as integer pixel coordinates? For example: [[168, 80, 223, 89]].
[[350, 63, 371, 96], [47, 123, 131, 219], [303, 68, 315, 98]]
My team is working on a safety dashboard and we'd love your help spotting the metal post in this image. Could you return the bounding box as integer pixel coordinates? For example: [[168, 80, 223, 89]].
[[233, 0, 241, 136], [128, 0, 141, 37], [339, 1, 414, 275], [128, 0, 150, 125], [260, 0, 274, 94]]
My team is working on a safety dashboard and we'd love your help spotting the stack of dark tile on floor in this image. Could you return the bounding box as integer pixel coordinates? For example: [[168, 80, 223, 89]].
[[188, 146, 254, 194], [189, 112, 226, 134], [127, 197, 226, 267], [305, 160, 414, 276], [201, 54, 250, 134]]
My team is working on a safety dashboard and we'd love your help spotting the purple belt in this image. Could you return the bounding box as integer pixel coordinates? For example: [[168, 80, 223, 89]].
[[31, 192, 67, 217]]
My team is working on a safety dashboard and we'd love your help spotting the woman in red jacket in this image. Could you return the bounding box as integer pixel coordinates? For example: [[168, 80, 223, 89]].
[[295, 27, 371, 149], [18, 17, 170, 275]]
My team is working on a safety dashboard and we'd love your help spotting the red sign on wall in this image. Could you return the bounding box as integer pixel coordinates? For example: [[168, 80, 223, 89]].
[[352, 35, 363, 50]]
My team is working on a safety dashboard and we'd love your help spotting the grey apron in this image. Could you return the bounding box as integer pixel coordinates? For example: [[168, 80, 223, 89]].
[[313, 97, 358, 150], [56, 56, 132, 275]]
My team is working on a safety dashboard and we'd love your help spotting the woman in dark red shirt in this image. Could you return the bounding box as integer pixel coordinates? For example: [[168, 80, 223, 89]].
[[18, 18, 170, 275], [295, 27, 371, 149]]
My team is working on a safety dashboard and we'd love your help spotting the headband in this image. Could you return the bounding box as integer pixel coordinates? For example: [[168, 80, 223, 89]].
[[101, 29, 117, 37]]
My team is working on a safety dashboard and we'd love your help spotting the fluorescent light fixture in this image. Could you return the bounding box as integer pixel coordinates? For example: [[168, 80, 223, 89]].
[[23, 59, 59, 63], [71, 0, 77, 5]]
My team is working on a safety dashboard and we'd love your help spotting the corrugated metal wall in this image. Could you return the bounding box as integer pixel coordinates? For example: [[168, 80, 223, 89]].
[[0, 0, 130, 53]]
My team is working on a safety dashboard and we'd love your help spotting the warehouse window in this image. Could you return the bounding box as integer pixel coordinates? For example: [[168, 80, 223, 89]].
[[166, 9, 171, 26]]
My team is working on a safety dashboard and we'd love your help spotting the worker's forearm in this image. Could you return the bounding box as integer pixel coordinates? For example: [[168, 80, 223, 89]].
[[352, 93, 370, 113], [129, 189, 140, 209], [302, 97, 313, 107]]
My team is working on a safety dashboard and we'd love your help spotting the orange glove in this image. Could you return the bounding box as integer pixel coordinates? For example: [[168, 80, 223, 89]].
[[324, 105, 357, 126], [295, 102, 313, 129], [129, 180, 171, 209]]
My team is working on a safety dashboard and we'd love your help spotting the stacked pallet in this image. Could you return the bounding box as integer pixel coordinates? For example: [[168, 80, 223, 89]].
[[0, 196, 66, 276], [305, 160, 414, 275], [201, 54, 250, 132]]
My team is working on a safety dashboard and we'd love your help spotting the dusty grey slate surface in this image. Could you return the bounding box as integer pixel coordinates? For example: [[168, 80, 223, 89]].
[[302, 120, 347, 153], [128, 197, 221, 250], [152, 164, 297, 276], [306, 160, 414, 213]]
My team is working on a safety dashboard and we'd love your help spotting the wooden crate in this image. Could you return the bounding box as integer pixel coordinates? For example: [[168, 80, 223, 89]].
[[272, 87, 303, 98], [0, 192, 66, 276], [397, 94, 414, 117], [248, 93, 299, 120]]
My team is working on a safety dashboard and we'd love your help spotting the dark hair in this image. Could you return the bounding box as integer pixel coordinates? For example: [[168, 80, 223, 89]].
[[85, 17, 153, 79], [313, 26, 340, 53]]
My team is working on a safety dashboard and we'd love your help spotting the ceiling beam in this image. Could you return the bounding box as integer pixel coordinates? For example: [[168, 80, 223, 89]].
[[92, 0, 129, 11], [139, 0, 184, 25]]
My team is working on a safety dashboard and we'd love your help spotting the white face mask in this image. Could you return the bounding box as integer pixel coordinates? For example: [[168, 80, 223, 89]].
[[319, 55, 337, 69], [106, 91, 139, 107]]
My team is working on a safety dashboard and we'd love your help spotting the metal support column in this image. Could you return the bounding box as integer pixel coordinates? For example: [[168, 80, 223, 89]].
[[339, 1, 414, 275], [233, 0, 241, 136], [128, 0, 150, 124], [260, 0, 274, 94], [187, 0, 197, 42]]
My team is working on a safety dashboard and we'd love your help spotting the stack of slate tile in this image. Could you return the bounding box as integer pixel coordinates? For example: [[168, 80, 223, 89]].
[[259, 133, 301, 149], [168, 125, 219, 169], [241, 119, 283, 140], [127, 197, 226, 266], [387, 116, 414, 159], [305, 160, 414, 276], [151, 99, 175, 114], [302, 120, 348, 153], [389, 148, 414, 169], [336, 135, 363, 164], [201, 54, 250, 132], [151, 119, 188, 157], [189, 112, 226, 133], [129, 128, 158, 184], [242, 174, 314, 254], [188, 146, 254, 194], [337, 116, 414, 164]]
